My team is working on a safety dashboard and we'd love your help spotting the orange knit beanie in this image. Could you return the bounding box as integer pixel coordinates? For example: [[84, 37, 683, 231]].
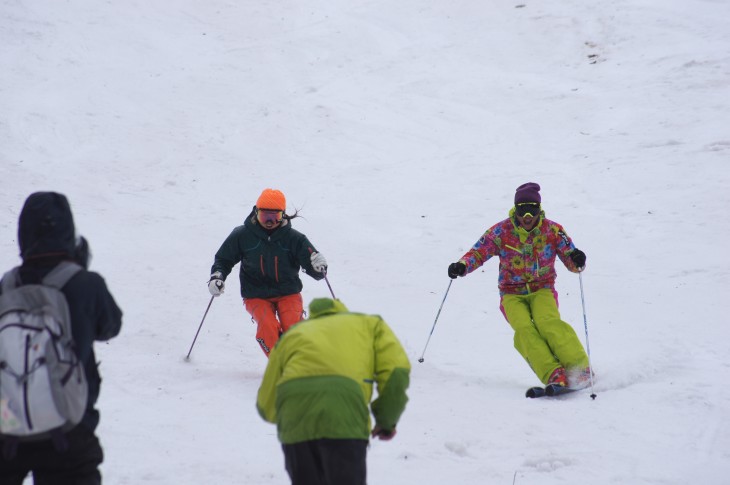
[[256, 189, 286, 211]]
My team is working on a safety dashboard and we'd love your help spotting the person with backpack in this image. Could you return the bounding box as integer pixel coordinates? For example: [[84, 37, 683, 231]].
[[257, 297, 410, 485], [0, 192, 122, 485], [208, 188, 328, 356], [446, 182, 591, 390]]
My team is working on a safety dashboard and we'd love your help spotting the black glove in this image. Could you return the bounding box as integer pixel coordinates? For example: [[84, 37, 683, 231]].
[[447, 262, 466, 279], [371, 425, 396, 441], [570, 249, 586, 268]]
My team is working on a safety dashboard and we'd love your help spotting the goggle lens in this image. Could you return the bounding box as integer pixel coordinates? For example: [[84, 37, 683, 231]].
[[516, 203, 540, 218], [257, 209, 283, 224]]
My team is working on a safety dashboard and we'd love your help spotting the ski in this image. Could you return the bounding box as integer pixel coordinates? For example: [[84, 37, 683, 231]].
[[525, 386, 546, 398], [525, 384, 577, 398], [546, 383, 576, 397]]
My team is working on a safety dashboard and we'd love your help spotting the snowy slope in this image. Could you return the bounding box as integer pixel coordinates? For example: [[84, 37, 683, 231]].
[[2, 0, 729, 483]]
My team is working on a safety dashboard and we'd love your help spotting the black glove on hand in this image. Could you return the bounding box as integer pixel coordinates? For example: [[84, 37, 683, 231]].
[[447, 262, 467, 279], [570, 249, 586, 268]]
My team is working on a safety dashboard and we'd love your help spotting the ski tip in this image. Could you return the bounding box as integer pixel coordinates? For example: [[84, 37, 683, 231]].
[[525, 386, 546, 398], [528, 384, 593, 398]]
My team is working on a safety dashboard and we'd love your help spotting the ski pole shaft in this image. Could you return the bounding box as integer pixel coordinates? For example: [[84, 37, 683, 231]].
[[418, 279, 453, 363], [185, 295, 215, 360], [323, 272, 336, 299], [578, 272, 597, 399]]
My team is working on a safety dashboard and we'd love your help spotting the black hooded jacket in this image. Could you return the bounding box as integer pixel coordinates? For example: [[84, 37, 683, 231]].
[[1, 192, 122, 431]]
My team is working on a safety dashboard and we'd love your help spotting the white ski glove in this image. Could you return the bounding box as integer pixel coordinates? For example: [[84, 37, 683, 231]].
[[310, 252, 328, 273], [208, 272, 225, 296]]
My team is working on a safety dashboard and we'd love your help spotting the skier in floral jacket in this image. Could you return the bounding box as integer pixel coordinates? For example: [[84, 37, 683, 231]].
[[447, 182, 591, 389]]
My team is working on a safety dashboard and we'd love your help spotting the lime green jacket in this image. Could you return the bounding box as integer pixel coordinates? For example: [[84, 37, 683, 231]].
[[256, 298, 411, 444]]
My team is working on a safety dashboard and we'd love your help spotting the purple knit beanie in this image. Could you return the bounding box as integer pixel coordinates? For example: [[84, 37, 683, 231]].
[[514, 182, 541, 204]]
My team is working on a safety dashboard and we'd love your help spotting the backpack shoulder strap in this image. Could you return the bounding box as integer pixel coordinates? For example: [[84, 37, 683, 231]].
[[42, 262, 83, 289], [0, 268, 21, 293]]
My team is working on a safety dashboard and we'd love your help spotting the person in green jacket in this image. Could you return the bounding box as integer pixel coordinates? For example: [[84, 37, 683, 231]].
[[208, 188, 328, 356], [257, 298, 410, 485]]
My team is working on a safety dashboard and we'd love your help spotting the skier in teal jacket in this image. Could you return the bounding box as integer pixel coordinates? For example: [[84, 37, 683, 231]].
[[208, 189, 327, 356], [257, 298, 410, 485]]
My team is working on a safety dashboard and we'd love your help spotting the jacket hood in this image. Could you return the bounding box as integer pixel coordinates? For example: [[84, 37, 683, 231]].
[[18, 192, 76, 260], [308, 298, 349, 318]]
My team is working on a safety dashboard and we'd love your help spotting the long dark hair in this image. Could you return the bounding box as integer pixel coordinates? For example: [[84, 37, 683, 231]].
[[283, 208, 301, 221], [249, 206, 303, 225]]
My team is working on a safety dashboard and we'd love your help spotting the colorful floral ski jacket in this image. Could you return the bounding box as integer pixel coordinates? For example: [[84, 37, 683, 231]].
[[458, 209, 582, 295]]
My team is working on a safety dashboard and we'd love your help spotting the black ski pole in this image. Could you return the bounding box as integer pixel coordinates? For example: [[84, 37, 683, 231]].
[[323, 270, 336, 299], [185, 295, 215, 361], [579, 272, 597, 399], [418, 279, 453, 363]]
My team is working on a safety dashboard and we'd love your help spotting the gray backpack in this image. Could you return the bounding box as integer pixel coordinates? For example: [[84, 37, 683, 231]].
[[0, 261, 88, 439]]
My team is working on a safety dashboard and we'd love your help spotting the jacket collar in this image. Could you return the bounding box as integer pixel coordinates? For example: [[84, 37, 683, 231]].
[[509, 207, 545, 242]]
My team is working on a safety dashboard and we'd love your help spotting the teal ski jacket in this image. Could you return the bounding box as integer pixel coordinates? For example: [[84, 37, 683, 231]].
[[210, 209, 323, 299]]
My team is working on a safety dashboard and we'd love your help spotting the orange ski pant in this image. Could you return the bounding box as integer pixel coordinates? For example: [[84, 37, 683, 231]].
[[244, 293, 304, 356]]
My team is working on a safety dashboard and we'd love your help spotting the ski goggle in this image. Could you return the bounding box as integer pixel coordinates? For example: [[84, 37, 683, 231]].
[[256, 208, 284, 224], [515, 203, 540, 218]]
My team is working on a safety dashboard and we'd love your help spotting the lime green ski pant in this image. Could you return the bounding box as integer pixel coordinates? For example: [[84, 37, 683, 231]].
[[500, 289, 588, 385]]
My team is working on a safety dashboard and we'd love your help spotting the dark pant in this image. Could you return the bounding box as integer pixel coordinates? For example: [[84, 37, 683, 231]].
[[283, 439, 368, 485], [0, 425, 104, 485]]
